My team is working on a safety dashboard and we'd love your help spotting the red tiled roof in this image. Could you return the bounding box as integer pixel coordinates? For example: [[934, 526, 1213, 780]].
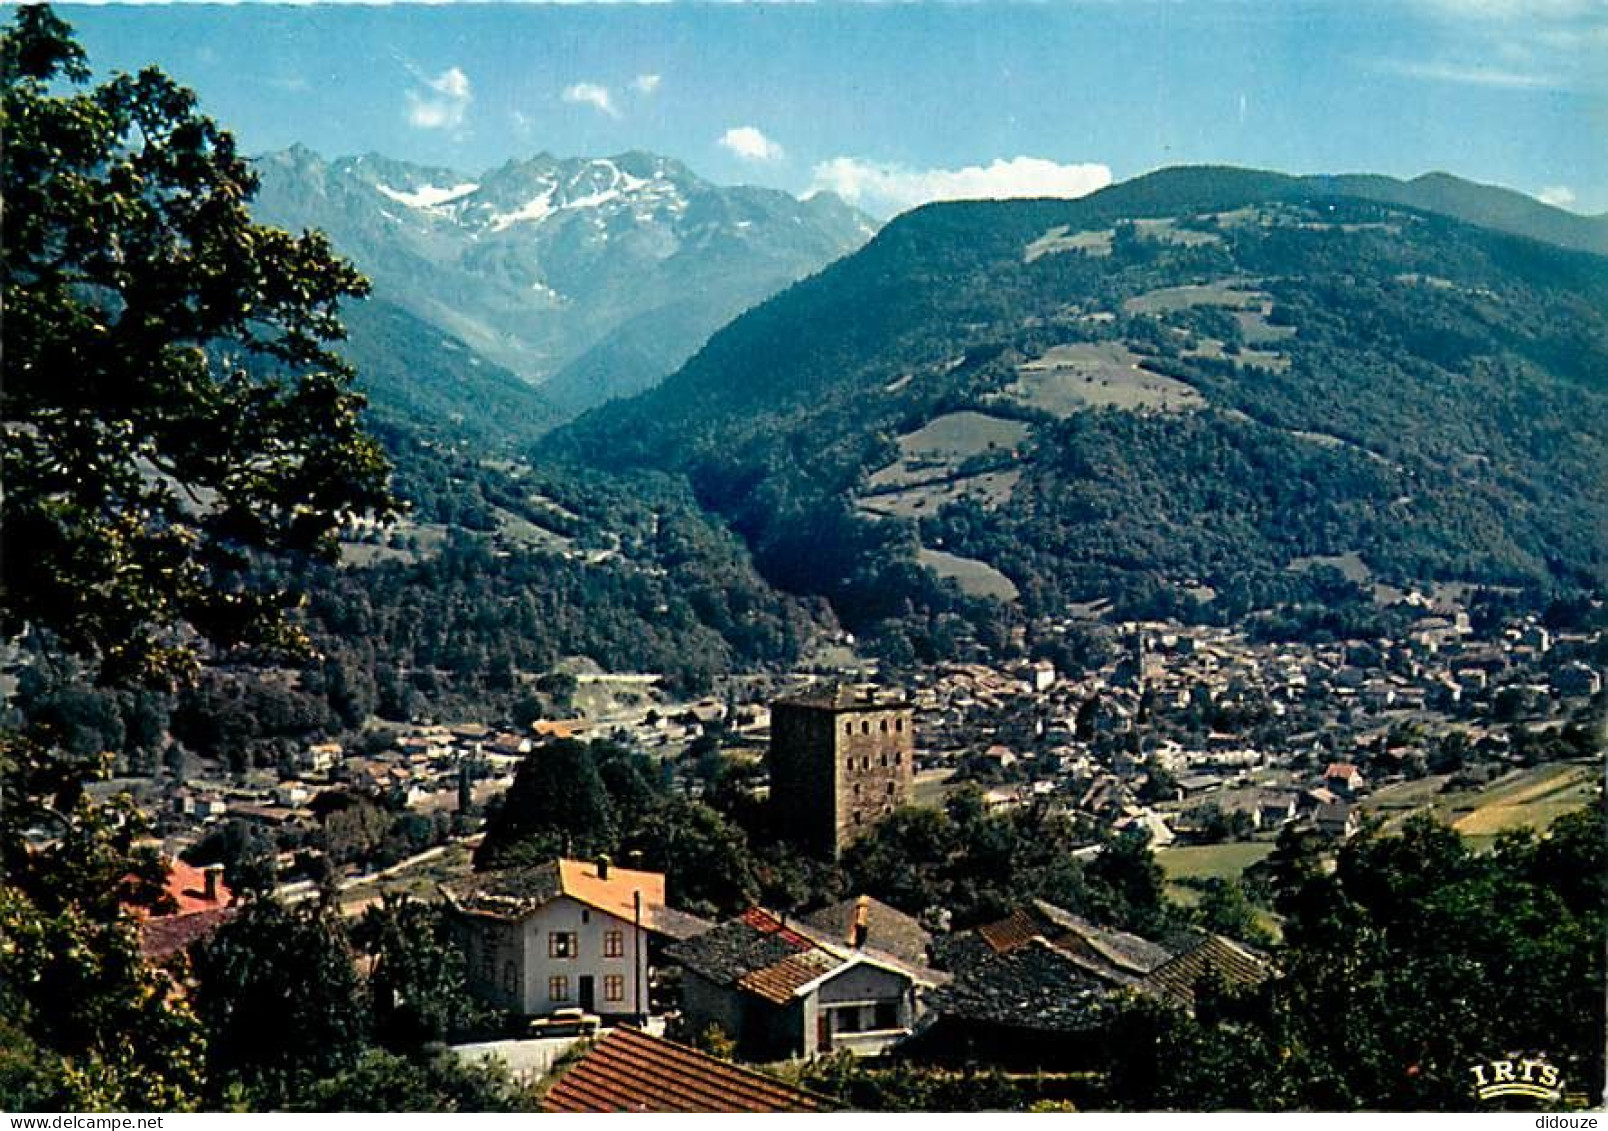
[[130, 858, 235, 961], [737, 949, 839, 1005], [738, 906, 816, 950], [1325, 762, 1361, 780], [541, 1026, 831, 1113], [141, 905, 237, 962], [977, 908, 1042, 955], [163, 858, 233, 915]]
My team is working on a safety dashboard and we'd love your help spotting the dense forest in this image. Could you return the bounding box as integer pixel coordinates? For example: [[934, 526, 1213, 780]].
[[7, 439, 831, 769], [547, 170, 1608, 655]]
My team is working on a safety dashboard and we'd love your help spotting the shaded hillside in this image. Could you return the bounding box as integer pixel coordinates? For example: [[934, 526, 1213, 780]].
[[341, 299, 560, 448], [547, 166, 1608, 648]]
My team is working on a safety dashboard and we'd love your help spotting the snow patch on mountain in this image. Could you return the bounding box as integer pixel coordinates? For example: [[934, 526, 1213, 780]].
[[564, 187, 623, 211], [489, 188, 558, 231], [375, 181, 480, 211]]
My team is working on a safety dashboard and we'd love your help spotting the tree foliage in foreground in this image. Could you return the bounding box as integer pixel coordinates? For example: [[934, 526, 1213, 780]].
[[0, 7, 394, 1111], [1, 4, 393, 688], [1097, 809, 1606, 1111]]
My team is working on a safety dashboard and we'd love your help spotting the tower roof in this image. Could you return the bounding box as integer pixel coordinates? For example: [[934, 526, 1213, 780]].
[[773, 683, 909, 712]]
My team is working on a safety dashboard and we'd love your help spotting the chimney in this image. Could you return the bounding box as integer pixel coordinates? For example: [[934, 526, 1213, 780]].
[[596, 854, 611, 880], [202, 864, 222, 903], [851, 894, 870, 949]]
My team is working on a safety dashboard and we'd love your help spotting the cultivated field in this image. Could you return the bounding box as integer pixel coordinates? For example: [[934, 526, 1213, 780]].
[[867, 411, 1029, 491], [1124, 280, 1294, 371], [1024, 225, 1113, 261], [917, 547, 1021, 602], [1448, 764, 1599, 837], [859, 469, 1023, 520], [1024, 218, 1223, 264], [1288, 550, 1372, 583], [1132, 218, 1224, 248], [911, 767, 960, 810], [1156, 840, 1274, 882], [338, 520, 451, 567], [859, 410, 1027, 519], [337, 839, 478, 917], [1363, 762, 1599, 845], [1122, 282, 1266, 316], [998, 342, 1204, 416]]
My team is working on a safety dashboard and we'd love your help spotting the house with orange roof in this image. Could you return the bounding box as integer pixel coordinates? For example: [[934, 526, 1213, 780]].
[[1323, 761, 1366, 798], [137, 857, 236, 962], [441, 856, 709, 1022]]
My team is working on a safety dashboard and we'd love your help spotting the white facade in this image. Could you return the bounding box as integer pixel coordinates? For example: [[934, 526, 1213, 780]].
[[464, 894, 651, 1018]]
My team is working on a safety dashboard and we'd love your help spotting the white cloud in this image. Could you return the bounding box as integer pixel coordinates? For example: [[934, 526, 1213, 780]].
[[1537, 184, 1578, 207], [719, 125, 785, 163], [1378, 58, 1558, 87], [632, 73, 662, 95], [407, 66, 472, 131], [1414, 0, 1600, 18], [809, 155, 1113, 217], [563, 82, 620, 119]]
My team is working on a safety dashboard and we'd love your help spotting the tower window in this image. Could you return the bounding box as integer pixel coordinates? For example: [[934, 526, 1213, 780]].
[[862, 721, 870, 734], [845, 722, 852, 736], [880, 719, 888, 733], [886, 782, 895, 795], [895, 719, 904, 733]]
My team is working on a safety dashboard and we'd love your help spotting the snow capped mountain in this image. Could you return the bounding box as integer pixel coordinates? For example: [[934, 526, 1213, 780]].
[[251, 146, 875, 417]]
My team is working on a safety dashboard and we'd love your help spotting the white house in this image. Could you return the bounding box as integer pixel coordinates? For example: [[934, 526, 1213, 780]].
[[443, 857, 707, 1020]]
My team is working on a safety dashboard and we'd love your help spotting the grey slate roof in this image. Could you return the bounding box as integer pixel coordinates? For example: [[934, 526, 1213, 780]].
[[651, 905, 717, 943], [1141, 933, 1275, 1010], [922, 938, 1120, 1033], [801, 895, 932, 969], [442, 861, 564, 916], [1031, 900, 1175, 975], [665, 915, 813, 987]]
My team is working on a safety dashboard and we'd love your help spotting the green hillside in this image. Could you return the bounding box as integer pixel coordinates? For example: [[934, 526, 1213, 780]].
[[341, 298, 561, 448], [547, 166, 1608, 650]]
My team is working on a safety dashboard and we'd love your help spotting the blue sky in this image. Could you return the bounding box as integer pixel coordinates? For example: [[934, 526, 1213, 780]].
[[54, 1, 1608, 217]]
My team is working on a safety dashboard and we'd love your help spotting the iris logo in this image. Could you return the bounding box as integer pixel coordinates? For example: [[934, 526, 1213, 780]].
[[1469, 1054, 1564, 1103]]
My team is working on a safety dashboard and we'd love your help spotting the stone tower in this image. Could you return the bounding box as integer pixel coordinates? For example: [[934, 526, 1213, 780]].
[[768, 686, 914, 859]]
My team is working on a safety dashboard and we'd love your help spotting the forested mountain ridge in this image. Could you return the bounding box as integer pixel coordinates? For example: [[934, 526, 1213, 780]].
[[340, 299, 562, 448], [1323, 170, 1608, 256], [546, 166, 1608, 650]]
